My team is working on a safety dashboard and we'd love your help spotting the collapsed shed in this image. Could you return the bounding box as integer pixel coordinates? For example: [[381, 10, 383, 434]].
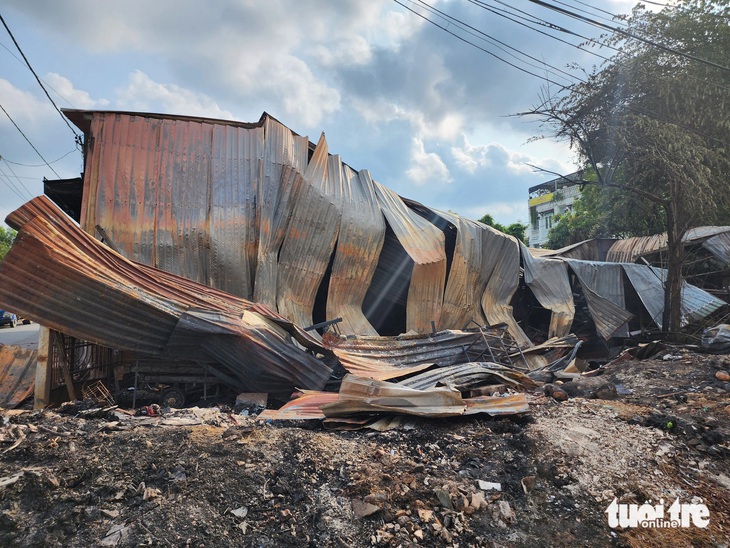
[[0, 110, 725, 407]]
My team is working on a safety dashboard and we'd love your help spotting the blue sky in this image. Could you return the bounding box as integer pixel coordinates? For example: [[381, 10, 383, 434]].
[[0, 0, 639, 228]]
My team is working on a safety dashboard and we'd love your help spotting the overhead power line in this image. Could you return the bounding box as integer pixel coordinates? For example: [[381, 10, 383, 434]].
[[527, 0, 730, 73], [0, 12, 83, 144], [0, 102, 61, 178]]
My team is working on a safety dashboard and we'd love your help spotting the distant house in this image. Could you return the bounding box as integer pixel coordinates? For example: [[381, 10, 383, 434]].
[[527, 171, 583, 248]]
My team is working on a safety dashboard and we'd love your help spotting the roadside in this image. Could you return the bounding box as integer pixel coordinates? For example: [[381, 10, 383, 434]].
[[0, 322, 39, 350]]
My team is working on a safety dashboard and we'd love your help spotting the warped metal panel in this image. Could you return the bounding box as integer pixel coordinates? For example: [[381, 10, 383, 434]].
[[703, 232, 730, 265], [438, 212, 490, 329], [397, 362, 539, 391], [254, 117, 310, 308], [82, 113, 265, 298], [521, 243, 574, 338], [480, 230, 531, 347], [0, 196, 331, 393], [565, 260, 632, 339], [276, 134, 343, 331], [374, 183, 446, 333], [209, 124, 263, 298], [622, 264, 666, 329], [606, 227, 730, 263], [321, 375, 466, 418], [323, 330, 480, 380], [0, 345, 37, 408], [621, 264, 725, 329], [326, 167, 385, 336]]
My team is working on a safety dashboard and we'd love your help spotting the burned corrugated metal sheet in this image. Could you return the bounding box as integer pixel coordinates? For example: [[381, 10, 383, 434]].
[[373, 182, 446, 334], [51, 109, 724, 358], [480, 229, 532, 348], [606, 227, 730, 263], [397, 362, 539, 391], [253, 117, 310, 308], [0, 196, 331, 393], [438, 212, 491, 329], [622, 264, 726, 329], [326, 167, 385, 336], [565, 260, 632, 339], [322, 330, 480, 380], [521, 243, 575, 338], [0, 345, 37, 408], [702, 232, 730, 266], [276, 135, 343, 332], [534, 238, 617, 262]]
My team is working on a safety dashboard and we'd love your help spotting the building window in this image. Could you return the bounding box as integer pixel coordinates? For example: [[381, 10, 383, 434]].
[[544, 213, 554, 230]]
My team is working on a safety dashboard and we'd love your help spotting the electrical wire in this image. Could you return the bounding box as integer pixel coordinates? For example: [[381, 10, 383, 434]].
[[0, 163, 32, 201], [526, 0, 730, 72], [0, 13, 83, 142], [0, 102, 61, 178], [0, 40, 77, 108], [414, 0, 582, 86], [0, 158, 33, 199], [392, 0, 571, 89], [1, 148, 78, 167]]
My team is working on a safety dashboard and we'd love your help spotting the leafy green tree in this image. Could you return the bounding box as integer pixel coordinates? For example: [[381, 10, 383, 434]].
[[0, 226, 16, 261], [477, 214, 527, 243], [523, 0, 730, 332], [545, 184, 665, 249]]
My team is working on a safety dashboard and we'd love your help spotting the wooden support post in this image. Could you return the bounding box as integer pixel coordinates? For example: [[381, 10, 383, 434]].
[[33, 326, 52, 409]]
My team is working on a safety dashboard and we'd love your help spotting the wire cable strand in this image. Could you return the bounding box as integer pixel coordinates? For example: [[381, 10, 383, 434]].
[[0, 12, 82, 141], [0, 102, 61, 178]]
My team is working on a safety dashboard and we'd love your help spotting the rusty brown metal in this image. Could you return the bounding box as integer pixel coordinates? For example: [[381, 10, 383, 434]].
[[0, 345, 37, 408], [322, 330, 482, 380], [373, 182, 446, 334], [0, 196, 331, 393]]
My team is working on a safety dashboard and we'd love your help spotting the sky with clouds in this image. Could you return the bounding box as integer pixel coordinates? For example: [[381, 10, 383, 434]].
[[0, 0, 640, 228]]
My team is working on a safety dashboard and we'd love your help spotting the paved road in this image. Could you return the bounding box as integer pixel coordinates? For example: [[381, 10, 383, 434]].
[[0, 322, 40, 349]]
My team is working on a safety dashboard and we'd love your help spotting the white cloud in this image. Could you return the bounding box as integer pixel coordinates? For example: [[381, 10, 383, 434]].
[[116, 71, 235, 119], [405, 138, 451, 185], [44, 73, 109, 109]]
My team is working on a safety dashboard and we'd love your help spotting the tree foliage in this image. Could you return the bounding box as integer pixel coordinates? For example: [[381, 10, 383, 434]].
[[477, 214, 527, 243], [0, 226, 16, 261], [524, 0, 730, 331]]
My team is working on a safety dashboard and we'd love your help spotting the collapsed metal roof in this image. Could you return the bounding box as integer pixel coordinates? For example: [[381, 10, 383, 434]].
[[1, 109, 726, 397], [0, 196, 331, 393], [606, 226, 730, 264]]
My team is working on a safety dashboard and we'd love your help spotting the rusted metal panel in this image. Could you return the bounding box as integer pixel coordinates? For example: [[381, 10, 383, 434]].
[[254, 117, 310, 308], [257, 391, 339, 420], [438, 212, 491, 329], [702, 232, 730, 265], [326, 167, 385, 336], [322, 330, 481, 380], [397, 362, 539, 391], [321, 375, 467, 418], [521, 243, 575, 338], [0, 345, 37, 408], [606, 227, 730, 263], [620, 264, 724, 329], [276, 134, 343, 332], [373, 182, 446, 333], [0, 196, 331, 393], [565, 260, 632, 339], [480, 229, 532, 347]]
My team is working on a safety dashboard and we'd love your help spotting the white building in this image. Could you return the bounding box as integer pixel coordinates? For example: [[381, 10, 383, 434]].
[[528, 171, 583, 248]]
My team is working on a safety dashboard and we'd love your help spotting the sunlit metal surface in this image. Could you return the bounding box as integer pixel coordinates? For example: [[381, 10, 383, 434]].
[[0, 197, 331, 393]]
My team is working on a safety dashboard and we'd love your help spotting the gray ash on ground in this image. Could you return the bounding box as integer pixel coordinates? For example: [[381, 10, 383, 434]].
[[1, 351, 729, 547]]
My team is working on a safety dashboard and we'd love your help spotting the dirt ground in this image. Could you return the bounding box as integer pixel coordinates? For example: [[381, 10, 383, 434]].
[[1, 349, 729, 547]]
